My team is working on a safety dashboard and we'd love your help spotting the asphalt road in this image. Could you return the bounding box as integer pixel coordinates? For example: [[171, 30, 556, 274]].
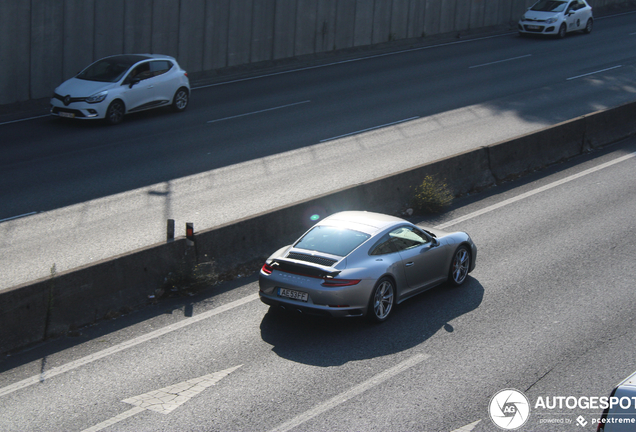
[[1, 136, 635, 432], [0, 13, 635, 290]]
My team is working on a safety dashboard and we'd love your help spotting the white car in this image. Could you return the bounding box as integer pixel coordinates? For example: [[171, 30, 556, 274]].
[[50, 54, 190, 125], [518, 0, 593, 38]]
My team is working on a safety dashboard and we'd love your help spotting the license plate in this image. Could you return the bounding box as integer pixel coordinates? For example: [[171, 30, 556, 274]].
[[278, 288, 308, 302], [59, 112, 75, 118], [527, 25, 540, 30]]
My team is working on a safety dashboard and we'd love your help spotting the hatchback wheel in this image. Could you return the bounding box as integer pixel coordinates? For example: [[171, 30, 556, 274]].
[[367, 278, 395, 322], [106, 100, 125, 125], [583, 18, 593, 34], [448, 246, 470, 287], [558, 23, 567, 39], [172, 87, 189, 112]]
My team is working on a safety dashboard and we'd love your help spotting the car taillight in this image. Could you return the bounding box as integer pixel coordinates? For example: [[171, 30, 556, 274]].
[[321, 278, 360, 287], [261, 263, 273, 275]]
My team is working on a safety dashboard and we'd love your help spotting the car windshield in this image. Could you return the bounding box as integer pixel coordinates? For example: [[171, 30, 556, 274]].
[[530, 0, 567, 12], [76, 58, 134, 83], [294, 226, 371, 257]]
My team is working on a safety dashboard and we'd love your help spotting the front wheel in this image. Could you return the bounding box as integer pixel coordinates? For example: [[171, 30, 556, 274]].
[[558, 24, 567, 39], [172, 87, 189, 112], [367, 278, 395, 322], [105, 100, 125, 125], [583, 18, 593, 34], [448, 246, 470, 287]]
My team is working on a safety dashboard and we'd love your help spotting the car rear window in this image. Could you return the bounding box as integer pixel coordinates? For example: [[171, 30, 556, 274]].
[[294, 226, 370, 257]]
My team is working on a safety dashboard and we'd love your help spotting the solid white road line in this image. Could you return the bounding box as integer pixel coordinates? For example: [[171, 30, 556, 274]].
[[436, 151, 636, 230], [0, 294, 258, 398], [267, 353, 431, 432]]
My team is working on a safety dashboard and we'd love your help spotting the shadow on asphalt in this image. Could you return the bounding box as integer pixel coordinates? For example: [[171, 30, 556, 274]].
[[259, 277, 484, 367]]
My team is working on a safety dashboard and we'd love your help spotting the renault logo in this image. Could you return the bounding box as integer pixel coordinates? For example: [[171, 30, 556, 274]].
[[63, 95, 71, 106]]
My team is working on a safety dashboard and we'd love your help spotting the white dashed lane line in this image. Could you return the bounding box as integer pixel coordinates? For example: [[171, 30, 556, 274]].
[[207, 100, 311, 123], [267, 353, 431, 432]]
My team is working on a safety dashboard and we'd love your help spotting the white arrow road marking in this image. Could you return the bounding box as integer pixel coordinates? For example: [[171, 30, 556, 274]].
[[450, 419, 481, 431], [0, 294, 257, 398], [268, 353, 430, 432], [80, 365, 241, 432]]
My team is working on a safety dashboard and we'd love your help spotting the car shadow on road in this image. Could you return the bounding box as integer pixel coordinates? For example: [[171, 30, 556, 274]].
[[259, 277, 484, 367]]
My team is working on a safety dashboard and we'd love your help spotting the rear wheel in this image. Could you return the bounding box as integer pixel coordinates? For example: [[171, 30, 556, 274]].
[[105, 100, 125, 125], [448, 246, 470, 287], [583, 18, 593, 34], [367, 278, 395, 322], [172, 87, 189, 112]]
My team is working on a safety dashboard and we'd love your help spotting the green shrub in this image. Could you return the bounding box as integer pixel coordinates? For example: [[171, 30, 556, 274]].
[[162, 259, 217, 296], [411, 175, 454, 214]]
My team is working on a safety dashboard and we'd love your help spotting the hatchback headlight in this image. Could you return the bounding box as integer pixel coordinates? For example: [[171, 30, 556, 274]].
[[86, 90, 108, 104], [546, 16, 558, 24]]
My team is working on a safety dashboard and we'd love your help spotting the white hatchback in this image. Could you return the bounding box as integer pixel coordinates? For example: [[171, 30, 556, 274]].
[[519, 0, 593, 38], [50, 54, 190, 125]]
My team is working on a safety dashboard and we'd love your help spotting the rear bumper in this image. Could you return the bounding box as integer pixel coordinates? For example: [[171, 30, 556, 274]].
[[259, 292, 365, 317]]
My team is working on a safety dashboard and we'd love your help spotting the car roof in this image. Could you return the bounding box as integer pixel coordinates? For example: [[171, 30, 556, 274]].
[[318, 211, 406, 235], [99, 54, 176, 66]]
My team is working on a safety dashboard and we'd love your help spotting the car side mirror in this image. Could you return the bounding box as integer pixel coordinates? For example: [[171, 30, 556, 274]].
[[430, 238, 440, 248], [129, 77, 141, 88]]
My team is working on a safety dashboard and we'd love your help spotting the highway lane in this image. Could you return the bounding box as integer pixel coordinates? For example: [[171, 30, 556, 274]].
[[0, 12, 635, 289], [1, 137, 635, 432]]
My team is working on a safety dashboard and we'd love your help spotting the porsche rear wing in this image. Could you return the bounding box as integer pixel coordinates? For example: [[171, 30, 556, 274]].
[[269, 258, 342, 279]]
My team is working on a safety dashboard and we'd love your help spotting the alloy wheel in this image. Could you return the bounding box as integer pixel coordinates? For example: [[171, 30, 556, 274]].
[[372, 279, 394, 321], [450, 247, 470, 286]]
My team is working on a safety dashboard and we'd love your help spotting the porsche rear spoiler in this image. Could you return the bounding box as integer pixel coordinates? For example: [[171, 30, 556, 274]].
[[269, 258, 342, 279]]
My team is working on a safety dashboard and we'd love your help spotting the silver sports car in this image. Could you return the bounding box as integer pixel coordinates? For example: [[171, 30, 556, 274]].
[[259, 211, 477, 322]]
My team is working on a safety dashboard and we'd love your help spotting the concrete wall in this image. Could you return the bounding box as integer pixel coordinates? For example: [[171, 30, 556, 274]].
[[1, 99, 635, 354], [1, 0, 632, 105]]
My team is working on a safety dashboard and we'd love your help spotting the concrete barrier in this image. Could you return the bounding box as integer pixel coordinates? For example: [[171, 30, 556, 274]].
[[1, 99, 635, 354], [488, 116, 586, 182]]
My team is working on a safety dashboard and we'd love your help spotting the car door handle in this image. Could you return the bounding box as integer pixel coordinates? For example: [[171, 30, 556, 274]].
[[405, 262, 414, 267]]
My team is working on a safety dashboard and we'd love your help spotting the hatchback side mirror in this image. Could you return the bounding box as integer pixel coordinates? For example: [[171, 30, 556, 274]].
[[129, 77, 141, 88]]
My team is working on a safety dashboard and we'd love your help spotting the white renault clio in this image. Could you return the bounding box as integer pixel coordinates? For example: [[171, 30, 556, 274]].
[[519, 0, 593, 38], [50, 54, 190, 125]]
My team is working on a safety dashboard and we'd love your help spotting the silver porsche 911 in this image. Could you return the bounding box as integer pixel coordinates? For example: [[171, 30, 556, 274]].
[[259, 211, 477, 322]]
